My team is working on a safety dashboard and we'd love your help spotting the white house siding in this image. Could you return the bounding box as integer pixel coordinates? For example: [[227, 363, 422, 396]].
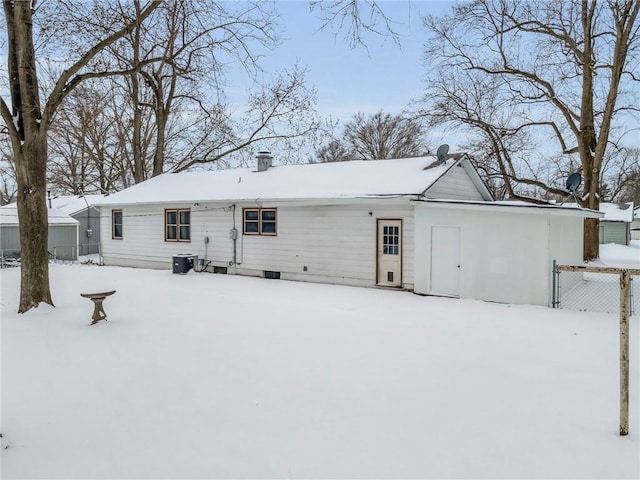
[[101, 201, 415, 289], [599, 222, 628, 245], [0, 225, 20, 254], [424, 163, 486, 201], [548, 214, 585, 301], [0, 224, 79, 260], [100, 204, 189, 269], [413, 204, 582, 306], [632, 218, 640, 241]]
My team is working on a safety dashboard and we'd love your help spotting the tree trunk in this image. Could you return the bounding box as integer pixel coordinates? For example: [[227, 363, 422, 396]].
[[16, 134, 54, 312], [3, 1, 54, 312], [583, 217, 600, 260]]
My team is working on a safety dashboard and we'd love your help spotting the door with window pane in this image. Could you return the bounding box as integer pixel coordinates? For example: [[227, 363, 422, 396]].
[[377, 219, 402, 287]]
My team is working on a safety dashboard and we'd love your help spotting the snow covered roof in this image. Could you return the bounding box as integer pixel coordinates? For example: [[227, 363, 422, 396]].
[[418, 199, 603, 218], [48, 194, 104, 216], [0, 204, 79, 226], [98, 156, 477, 206], [599, 202, 634, 222]]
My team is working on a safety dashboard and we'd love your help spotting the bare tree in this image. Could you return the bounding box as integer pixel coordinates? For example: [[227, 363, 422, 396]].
[[309, 0, 401, 49], [600, 147, 640, 202], [316, 139, 352, 162], [317, 110, 429, 161], [0, 135, 16, 204], [171, 65, 319, 172], [422, 0, 640, 260], [419, 72, 570, 202], [0, 0, 160, 313]]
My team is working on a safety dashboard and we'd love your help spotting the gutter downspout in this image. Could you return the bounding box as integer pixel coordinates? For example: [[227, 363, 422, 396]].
[[232, 204, 238, 266]]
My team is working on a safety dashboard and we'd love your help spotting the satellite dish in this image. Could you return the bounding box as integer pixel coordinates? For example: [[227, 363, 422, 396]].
[[566, 172, 582, 193], [436, 144, 449, 163]]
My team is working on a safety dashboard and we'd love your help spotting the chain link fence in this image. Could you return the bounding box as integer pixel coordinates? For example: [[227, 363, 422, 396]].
[[552, 261, 638, 315], [1, 244, 102, 268]]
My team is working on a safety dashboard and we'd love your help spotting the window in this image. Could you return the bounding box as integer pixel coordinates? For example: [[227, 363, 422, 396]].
[[382, 225, 399, 255], [243, 208, 277, 235], [112, 210, 123, 239], [165, 209, 190, 242]]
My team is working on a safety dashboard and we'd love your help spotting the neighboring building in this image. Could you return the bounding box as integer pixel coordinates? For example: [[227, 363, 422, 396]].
[[631, 206, 640, 241], [0, 204, 79, 260], [97, 153, 600, 307], [598, 202, 634, 245], [48, 194, 104, 255]]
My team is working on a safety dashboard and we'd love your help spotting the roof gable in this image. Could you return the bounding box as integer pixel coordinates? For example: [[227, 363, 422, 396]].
[[99, 156, 483, 206], [49, 195, 104, 216], [599, 202, 634, 222], [423, 155, 494, 201]]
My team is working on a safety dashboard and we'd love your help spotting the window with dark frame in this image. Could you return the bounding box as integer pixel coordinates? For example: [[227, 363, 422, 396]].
[[165, 208, 190, 242], [112, 210, 123, 239], [243, 208, 277, 235]]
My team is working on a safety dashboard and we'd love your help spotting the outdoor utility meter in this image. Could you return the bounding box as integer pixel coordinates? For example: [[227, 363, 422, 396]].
[[229, 228, 238, 240], [86, 229, 93, 238]]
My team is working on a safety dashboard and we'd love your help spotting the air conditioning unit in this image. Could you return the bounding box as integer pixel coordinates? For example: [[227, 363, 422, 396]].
[[173, 254, 197, 274]]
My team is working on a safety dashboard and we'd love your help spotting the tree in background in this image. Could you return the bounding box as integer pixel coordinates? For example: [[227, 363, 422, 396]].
[[316, 110, 430, 161], [421, 0, 640, 260], [0, 0, 160, 312], [0, 135, 16, 204], [37, 1, 319, 185], [600, 147, 640, 204]]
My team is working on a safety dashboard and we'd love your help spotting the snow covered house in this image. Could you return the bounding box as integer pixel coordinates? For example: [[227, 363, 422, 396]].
[[0, 204, 79, 260], [48, 194, 103, 255], [97, 153, 600, 307], [598, 202, 634, 245]]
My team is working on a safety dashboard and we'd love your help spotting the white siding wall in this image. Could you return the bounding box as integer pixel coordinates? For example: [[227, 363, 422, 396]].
[[548, 215, 585, 304], [414, 204, 571, 306], [632, 219, 640, 241], [599, 222, 628, 245], [424, 163, 485, 201], [101, 202, 415, 288], [100, 204, 192, 269]]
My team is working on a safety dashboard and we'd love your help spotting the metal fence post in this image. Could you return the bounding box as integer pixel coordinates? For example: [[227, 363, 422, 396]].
[[629, 276, 634, 317], [552, 260, 559, 308]]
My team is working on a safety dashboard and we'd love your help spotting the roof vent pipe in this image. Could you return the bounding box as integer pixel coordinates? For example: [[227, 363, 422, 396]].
[[256, 151, 273, 172]]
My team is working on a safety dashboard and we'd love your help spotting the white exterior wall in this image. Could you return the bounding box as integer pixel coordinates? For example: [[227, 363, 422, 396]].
[[414, 204, 584, 306], [632, 218, 640, 241], [599, 222, 628, 245], [425, 163, 485, 201], [101, 201, 415, 288]]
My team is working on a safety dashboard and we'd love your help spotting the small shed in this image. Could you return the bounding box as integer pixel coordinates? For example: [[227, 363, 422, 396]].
[[598, 202, 634, 245], [0, 204, 79, 260], [49, 194, 103, 254]]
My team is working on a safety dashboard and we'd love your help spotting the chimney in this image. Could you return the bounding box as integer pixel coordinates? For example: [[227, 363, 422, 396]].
[[47, 190, 52, 209], [256, 151, 273, 172]]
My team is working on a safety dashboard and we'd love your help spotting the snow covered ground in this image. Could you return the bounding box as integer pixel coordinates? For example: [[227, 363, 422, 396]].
[[1, 259, 639, 478]]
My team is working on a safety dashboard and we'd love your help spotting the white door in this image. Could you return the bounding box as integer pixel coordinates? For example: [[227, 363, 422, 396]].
[[430, 226, 461, 296], [377, 219, 402, 287]]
